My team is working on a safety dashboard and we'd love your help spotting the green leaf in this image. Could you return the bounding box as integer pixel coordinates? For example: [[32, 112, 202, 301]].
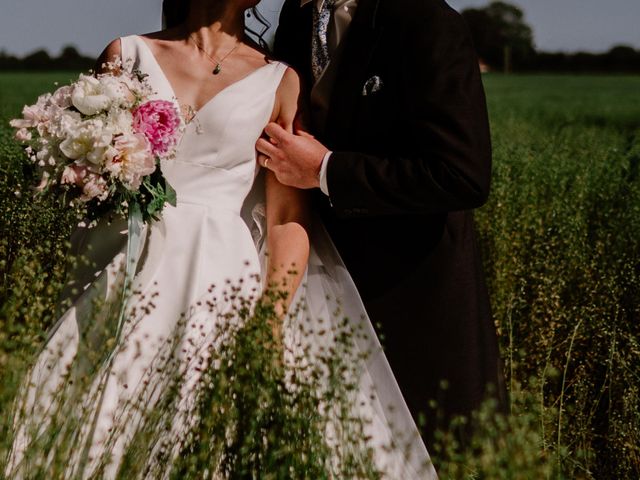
[[165, 180, 177, 207], [147, 192, 166, 217]]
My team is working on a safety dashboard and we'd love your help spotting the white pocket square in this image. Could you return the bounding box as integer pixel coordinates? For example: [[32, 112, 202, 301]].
[[362, 76, 384, 96]]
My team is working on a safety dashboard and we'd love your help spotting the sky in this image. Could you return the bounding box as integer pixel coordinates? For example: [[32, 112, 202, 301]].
[[1, 0, 639, 58]]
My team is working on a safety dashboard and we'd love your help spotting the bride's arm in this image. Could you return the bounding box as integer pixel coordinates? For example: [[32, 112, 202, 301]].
[[263, 67, 311, 318]]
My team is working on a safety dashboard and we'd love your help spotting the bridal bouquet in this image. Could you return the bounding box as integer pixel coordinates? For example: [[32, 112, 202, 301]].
[[10, 62, 183, 225]]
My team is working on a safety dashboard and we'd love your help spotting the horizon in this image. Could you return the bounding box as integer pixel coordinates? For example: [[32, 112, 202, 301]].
[[1, 0, 639, 58]]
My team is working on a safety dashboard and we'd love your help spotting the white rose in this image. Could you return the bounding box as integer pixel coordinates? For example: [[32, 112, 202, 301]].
[[71, 75, 114, 115]]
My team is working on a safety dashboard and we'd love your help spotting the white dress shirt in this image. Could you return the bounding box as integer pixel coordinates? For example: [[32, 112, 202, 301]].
[[301, 0, 358, 196]]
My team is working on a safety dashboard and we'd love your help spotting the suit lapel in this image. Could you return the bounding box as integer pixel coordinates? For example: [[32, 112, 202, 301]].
[[324, 0, 384, 146]]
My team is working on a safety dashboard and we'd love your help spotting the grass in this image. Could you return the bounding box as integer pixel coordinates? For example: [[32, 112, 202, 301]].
[[0, 72, 81, 118], [1, 72, 639, 478], [476, 73, 640, 479]]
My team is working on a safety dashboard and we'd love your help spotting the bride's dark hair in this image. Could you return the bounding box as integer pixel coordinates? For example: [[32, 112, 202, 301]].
[[162, 0, 270, 49], [162, 0, 189, 28]]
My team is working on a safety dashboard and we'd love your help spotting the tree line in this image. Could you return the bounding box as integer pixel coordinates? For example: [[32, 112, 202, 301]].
[[462, 1, 640, 73], [0, 46, 94, 72], [2, 3, 640, 74]]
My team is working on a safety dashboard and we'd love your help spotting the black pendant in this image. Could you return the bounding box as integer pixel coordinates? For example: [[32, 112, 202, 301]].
[[213, 64, 222, 75]]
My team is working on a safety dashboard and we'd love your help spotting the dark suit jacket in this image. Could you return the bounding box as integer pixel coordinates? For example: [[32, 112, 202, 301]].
[[274, 0, 506, 446]]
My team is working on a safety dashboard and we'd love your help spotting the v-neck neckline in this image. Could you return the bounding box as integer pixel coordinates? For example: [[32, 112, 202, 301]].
[[135, 35, 274, 117]]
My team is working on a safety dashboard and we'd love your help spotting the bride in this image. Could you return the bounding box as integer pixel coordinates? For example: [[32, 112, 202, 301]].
[[7, 0, 435, 478]]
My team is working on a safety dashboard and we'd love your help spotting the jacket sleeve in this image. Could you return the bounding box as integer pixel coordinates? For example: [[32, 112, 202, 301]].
[[326, 9, 493, 217]]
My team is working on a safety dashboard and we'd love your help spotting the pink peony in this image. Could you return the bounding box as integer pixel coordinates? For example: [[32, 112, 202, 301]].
[[35, 171, 51, 192], [108, 133, 156, 190], [15, 128, 32, 142], [61, 163, 107, 202], [80, 172, 109, 202], [61, 163, 88, 187], [132, 100, 181, 157], [10, 98, 49, 130]]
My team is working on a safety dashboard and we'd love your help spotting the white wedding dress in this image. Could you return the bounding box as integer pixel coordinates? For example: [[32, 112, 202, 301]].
[[7, 35, 436, 479]]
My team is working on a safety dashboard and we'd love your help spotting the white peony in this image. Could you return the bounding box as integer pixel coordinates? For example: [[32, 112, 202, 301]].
[[59, 118, 113, 165], [51, 85, 73, 109], [107, 109, 134, 135], [102, 75, 136, 108], [71, 74, 123, 116], [50, 110, 82, 139]]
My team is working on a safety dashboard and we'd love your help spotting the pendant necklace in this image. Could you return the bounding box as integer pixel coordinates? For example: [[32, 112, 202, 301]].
[[189, 34, 241, 75]]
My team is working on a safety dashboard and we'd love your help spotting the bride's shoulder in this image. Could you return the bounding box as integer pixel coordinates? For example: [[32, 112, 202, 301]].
[[95, 38, 123, 74], [273, 65, 302, 126], [277, 64, 301, 90], [95, 30, 172, 73], [136, 28, 178, 43], [242, 37, 289, 72]]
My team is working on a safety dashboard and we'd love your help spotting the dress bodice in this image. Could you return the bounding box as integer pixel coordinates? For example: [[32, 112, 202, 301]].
[[120, 35, 288, 213]]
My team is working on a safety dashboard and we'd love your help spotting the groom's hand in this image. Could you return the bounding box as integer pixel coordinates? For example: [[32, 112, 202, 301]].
[[256, 123, 329, 190]]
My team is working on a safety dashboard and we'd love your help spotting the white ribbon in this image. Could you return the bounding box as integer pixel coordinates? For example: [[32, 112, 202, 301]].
[[101, 202, 144, 371]]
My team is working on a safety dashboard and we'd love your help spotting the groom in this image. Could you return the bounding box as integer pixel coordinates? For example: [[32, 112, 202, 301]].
[[257, 0, 506, 447]]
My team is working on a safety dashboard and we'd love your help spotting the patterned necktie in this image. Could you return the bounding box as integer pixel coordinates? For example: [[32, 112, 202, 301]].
[[312, 0, 335, 81]]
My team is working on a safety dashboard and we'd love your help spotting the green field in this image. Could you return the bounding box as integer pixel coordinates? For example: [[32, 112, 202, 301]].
[[1, 72, 639, 478]]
